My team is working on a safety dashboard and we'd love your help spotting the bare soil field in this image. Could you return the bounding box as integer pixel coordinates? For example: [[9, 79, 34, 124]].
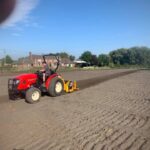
[[0, 69, 150, 150]]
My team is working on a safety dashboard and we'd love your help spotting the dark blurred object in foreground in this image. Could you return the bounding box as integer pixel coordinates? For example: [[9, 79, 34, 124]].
[[0, 0, 16, 24]]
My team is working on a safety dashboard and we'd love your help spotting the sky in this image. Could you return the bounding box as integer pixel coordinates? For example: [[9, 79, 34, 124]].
[[0, 0, 150, 59]]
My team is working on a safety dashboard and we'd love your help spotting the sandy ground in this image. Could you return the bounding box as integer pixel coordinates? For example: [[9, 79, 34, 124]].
[[0, 69, 150, 150]]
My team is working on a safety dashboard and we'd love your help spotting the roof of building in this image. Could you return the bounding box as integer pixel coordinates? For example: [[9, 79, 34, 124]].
[[74, 59, 87, 64]]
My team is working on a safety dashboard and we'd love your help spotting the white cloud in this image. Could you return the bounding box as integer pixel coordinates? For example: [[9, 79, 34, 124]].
[[1, 0, 39, 27]]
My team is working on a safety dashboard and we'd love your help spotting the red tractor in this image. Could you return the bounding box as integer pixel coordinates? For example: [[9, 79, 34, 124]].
[[8, 54, 78, 103]]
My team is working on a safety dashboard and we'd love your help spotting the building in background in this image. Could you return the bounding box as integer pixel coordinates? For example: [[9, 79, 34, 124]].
[[18, 52, 74, 68], [74, 59, 89, 68]]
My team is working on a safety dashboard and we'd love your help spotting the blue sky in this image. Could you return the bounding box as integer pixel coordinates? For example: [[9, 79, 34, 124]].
[[0, 0, 150, 59]]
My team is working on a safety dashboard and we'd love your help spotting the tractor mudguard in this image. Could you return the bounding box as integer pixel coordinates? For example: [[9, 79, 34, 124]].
[[45, 74, 58, 89]]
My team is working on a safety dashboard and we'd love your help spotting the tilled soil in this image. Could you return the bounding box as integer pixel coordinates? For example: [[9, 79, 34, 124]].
[[0, 69, 150, 150]]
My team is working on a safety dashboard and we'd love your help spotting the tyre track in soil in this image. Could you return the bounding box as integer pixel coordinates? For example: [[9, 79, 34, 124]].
[[48, 70, 149, 150], [0, 70, 150, 150], [77, 70, 138, 90], [7, 102, 149, 150]]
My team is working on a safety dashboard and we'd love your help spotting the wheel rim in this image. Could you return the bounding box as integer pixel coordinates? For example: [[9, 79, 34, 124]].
[[55, 82, 63, 93], [31, 91, 40, 101]]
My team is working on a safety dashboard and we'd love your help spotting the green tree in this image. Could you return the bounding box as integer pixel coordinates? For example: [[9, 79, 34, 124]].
[[1, 58, 5, 66], [109, 46, 150, 67], [69, 55, 75, 61], [59, 52, 69, 58], [98, 54, 109, 66], [5, 55, 13, 64], [79, 51, 92, 63], [91, 55, 98, 66]]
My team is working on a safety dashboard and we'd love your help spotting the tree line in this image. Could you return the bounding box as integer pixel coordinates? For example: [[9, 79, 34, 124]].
[[80, 47, 150, 67], [1, 46, 150, 67]]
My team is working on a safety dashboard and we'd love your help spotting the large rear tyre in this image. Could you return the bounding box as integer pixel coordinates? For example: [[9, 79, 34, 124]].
[[25, 87, 41, 104], [48, 77, 64, 97]]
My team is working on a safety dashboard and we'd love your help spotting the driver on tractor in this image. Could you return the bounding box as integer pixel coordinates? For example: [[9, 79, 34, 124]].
[[40, 61, 51, 85]]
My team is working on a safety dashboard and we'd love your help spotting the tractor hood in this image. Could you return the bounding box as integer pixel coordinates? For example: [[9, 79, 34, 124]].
[[10, 73, 38, 90], [15, 73, 38, 80]]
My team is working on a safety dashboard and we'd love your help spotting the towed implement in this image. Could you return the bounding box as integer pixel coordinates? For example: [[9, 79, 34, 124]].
[[8, 54, 78, 104]]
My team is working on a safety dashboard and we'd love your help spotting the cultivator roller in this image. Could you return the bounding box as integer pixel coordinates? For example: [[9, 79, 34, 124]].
[[64, 80, 79, 93]]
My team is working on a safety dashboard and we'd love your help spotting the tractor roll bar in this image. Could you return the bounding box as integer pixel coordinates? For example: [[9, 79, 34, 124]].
[[42, 53, 60, 72]]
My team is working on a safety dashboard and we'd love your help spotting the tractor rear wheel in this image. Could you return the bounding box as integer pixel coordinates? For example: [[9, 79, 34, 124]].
[[48, 77, 64, 97], [25, 87, 41, 104]]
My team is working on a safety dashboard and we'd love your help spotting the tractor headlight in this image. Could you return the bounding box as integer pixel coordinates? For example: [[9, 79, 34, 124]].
[[15, 79, 20, 85]]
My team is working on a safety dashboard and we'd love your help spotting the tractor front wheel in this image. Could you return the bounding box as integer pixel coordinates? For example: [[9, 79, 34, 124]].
[[48, 77, 64, 97], [25, 87, 41, 104]]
